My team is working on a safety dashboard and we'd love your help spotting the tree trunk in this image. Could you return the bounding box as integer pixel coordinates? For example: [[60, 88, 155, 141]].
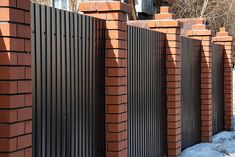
[[126, 0, 137, 20]]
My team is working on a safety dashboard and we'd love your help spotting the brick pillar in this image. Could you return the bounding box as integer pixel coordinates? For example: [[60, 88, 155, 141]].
[[187, 18, 213, 142], [147, 7, 182, 157], [80, 2, 130, 157], [0, 0, 32, 157], [213, 27, 234, 130]]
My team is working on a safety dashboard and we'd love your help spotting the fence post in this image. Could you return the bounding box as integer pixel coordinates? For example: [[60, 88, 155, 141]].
[[186, 18, 213, 142], [213, 28, 234, 131], [0, 0, 32, 157], [79, 2, 130, 157], [147, 7, 182, 157]]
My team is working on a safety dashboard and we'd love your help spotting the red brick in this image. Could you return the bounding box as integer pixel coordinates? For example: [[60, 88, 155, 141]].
[[168, 141, 181, 149], [17, 53, 31, 66], [0, 23, 17, 36], [106, 49, 127, 58], [155, 13, 176, 20], [106, 30, 126, 40], [0, 122, 24, 137], [17, 107, 32, 121], [24, 11, 31, 25], [107, 68, 126, 76], [17, 80, 32, 93], [106, 113, 127, 123], [0, 67, 25, 80], [0, 138, 17, 151], [79, 2, 96, 12], [160, 6, 172, 13], [25, 147, 32, 157], [0, 37, 24, 51], [25, 94, 32, 106], [106, 12, 126, 21], [10, 8, 25, 23], [17, 0, 30, 10], [17, 134, 31, 149], [0, 81, 17, 94], [106, 86, 126, 95], [0, 0, 16, 7], [0, 109, 17, 123], [107, 122, 126, 132], [96, 1, 131, 13], [107, 140, 126, 151], [17, 24, 31, 38], [0, 95, 25, 108], [24, 39, 31, 52], [0, 52, 18, 65], [106, 132, 125, 141]]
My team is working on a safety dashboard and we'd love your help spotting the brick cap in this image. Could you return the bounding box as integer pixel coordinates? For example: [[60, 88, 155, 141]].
[[189, 18, 209, 30], [213, 27, 233, 42], [155, 6, 177, 20], [147, 20, 183, 28], [127, 20, 148, 28], [187, 29, 212, 36], [186, 18, 212, 36], [79, 1, 131, 13]]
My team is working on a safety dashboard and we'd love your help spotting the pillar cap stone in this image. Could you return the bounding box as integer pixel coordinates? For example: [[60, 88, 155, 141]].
[[186, 18, 212, 36], [155, 6, 177, 20], [147, 6, 182, 28], [79, 1, 131, 13], [213, 27, 233, 42]]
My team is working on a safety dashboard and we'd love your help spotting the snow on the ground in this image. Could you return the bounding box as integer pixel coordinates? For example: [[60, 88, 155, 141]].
[[233, 115, 235, 131], [182, 131, 235, 157]]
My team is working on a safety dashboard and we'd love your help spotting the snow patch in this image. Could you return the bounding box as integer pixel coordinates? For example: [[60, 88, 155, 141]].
[[233, 115, 235, 131], [181, 143, 224, 157], [212, 131, 235, 143], [182, 131, 235, 157]]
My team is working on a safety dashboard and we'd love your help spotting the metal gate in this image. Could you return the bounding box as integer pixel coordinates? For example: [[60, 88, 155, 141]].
[[212, 44, 224, 135], [128, 26, 167, 157], [181, 37, 201, 150], [32, 3, 105, 157]]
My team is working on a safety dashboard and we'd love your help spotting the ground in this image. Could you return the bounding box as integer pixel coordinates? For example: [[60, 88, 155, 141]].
[[181, 115, 235, 157]]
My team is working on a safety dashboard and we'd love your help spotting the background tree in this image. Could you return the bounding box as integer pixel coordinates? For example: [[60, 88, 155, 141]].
[[165, 0, 235, 36]]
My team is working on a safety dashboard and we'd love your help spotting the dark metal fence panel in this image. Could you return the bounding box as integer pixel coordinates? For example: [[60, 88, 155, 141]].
[[212, 44, 224, 135], [32, 3, 105, 157], [128, 25, 167, 157], [181, 37, 201, 150]]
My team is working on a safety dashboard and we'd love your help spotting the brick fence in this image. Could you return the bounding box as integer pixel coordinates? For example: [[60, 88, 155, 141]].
[[0, 1, 233, 157], [0, 0, 32, 157]]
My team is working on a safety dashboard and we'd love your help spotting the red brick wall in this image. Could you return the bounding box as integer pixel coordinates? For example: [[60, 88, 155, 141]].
[[147, 7, 182, 157], [80, 2, 130, 157], [0, 0, 32, 157], [213, 28, 234, 131]]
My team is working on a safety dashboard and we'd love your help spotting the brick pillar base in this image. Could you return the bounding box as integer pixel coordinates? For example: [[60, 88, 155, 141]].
[[0, 0, 32, 157], [80, 2, 130, 157], [213, 28, 234, 131], [187, 18, 213, 142], [147, 7, 182, 157]]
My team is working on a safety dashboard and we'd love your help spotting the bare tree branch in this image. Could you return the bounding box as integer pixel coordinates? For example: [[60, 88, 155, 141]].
[[167, 0, 235, 36]]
